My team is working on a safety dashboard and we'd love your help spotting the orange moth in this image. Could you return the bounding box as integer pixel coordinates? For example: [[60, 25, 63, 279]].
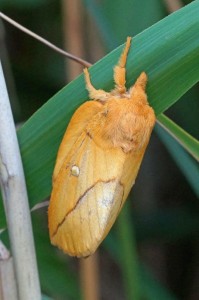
[[48, 37, 156, 257]]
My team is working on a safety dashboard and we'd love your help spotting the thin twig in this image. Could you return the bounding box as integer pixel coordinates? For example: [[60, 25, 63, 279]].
[[31, 200, 49, 212], [0, 11, 91, 68], [0, 62, 41, 300], [62, 0, 86, 79], [163, 0, 183, 12], [79, 253, 100, 300]]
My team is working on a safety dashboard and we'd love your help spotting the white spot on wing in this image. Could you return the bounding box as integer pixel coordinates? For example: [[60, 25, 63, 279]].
[[97, 180, 123, 230], [71, 165, 80, 177], [101, 192, 114, 207]]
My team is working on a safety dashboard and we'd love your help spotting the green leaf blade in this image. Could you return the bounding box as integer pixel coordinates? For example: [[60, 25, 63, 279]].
[[16, 0, 199, 207], [157, 114, 199, 161]]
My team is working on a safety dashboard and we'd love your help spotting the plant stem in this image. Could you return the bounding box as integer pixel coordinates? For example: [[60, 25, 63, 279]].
[[0, 62, 41, 300]]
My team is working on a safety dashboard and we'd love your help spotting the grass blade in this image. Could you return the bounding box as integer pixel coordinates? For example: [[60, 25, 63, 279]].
[[157, 113, 199, 161]]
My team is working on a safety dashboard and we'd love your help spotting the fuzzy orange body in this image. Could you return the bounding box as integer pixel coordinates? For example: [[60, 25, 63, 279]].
[[48, 37, 156, 257]]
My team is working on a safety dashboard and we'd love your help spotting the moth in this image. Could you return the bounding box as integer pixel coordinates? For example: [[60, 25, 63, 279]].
[[48, 37, 156, 257]]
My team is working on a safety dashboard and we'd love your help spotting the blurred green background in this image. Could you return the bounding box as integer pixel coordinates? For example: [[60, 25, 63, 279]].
[[0, 0, 199, 299]]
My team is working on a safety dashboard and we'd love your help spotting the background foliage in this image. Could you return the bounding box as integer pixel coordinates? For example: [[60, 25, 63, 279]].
[[0, 0, 199, 299]]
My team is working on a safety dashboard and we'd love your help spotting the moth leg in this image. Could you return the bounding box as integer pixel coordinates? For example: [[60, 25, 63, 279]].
[[84, 68, 109, 102], [113, 37, 132, 94]]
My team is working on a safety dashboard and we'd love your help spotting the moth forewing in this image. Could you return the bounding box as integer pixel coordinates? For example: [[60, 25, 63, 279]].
[[48, 37, 156, 257]]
